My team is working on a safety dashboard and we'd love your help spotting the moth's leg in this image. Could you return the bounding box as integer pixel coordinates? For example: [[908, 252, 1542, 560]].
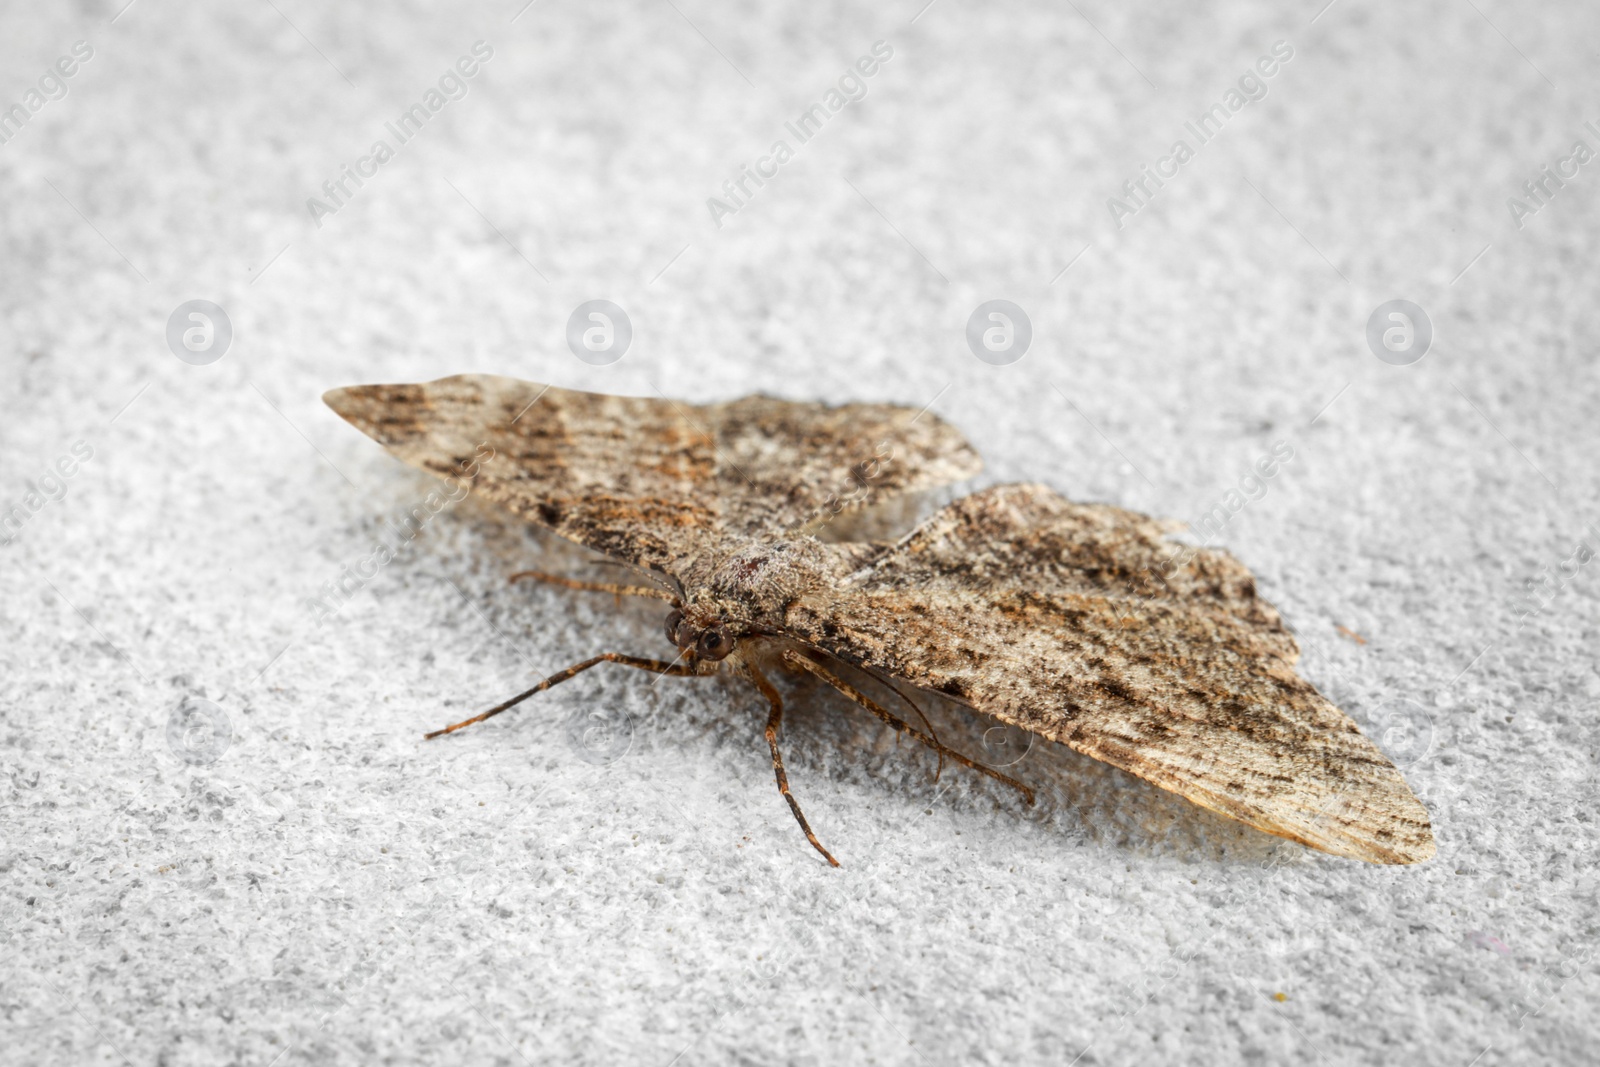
[[781, 650, 1035, 806], [508, 569, 676, 602], [424, 653, 696, 739], [746, 663, 842, 868]]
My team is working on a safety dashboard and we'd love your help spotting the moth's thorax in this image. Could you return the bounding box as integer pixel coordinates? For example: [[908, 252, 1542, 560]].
[[683, 537, 837, 634]]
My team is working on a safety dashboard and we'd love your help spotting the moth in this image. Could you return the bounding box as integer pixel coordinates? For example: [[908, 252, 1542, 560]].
[[325, 374, 1435, 866]]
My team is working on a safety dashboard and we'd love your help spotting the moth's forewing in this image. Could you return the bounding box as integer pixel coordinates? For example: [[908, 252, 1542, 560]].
[[324, 374, 982, 574], [784, 483, 1436, 865]]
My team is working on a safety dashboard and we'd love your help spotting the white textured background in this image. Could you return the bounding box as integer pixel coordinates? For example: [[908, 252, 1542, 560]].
[[3, 0, 1598, 1064]]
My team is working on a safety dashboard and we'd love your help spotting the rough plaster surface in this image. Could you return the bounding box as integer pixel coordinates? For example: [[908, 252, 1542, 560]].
[[2, 0, 1598, 1064]]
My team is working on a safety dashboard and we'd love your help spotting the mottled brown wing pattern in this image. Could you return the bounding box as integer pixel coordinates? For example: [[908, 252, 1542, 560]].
[[325, 375, 719, 572], [786, 483, 1435, 864], [323, 374, 981, 574], [711, 394, 981, 537]]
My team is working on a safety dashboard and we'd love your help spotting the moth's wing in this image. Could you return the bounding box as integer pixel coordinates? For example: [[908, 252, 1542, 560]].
[[707, 392, 981, 537], [325, 375, 722, 572], [786, 483, 1435, 864], [323, 374, 981, 575]]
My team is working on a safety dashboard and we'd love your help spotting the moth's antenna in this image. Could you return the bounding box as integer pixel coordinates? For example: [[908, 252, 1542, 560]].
[[876, 672, 946, 783], [509, 570, 676, 602], [593, 559, 682, 601], [645, 563, 687, 602], [662, 567, 687, 601]]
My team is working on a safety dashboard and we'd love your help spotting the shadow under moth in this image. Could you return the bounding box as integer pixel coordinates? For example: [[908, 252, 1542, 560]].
[[325, 374, 1434, 866]]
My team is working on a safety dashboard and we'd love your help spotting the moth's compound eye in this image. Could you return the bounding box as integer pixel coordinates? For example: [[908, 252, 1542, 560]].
[[697, 625, 734, 661], [664, 609, 684, 646]]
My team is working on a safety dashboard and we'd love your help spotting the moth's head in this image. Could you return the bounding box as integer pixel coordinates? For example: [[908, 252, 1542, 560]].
[[663, 607, 738, 661]]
